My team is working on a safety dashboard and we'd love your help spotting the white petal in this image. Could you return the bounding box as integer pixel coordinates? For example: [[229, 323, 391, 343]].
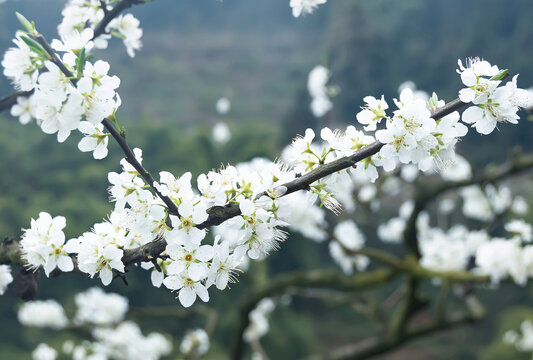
[[78, 137, 97, 152], [57, 256, 74, 272], [194, 283, 210, 302], [179, 287, 196, 307], [163, 275, 184, 290], [188, 262, 206, 281], [100, 267, 113, 286]]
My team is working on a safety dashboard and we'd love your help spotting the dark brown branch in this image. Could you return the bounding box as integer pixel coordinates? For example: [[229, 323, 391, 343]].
[[326, 310, 480, 360], [231, 268, 400, 360], [34, 34, 74, 78], [101, 119, 181, 217], [0, 91, 33, 110]]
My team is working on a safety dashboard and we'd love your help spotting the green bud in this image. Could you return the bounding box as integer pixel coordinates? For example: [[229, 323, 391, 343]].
[[15, 12, 35, 34]]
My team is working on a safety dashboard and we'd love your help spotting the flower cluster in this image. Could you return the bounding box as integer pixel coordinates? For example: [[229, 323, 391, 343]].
[[58, 0, 143, 57], [18, 300, 68, 329], [73, 287, 129, 326], [458, 58, 530, 134], [329, 220, 368, 275], [243, 298, 275, 342], [2, 22, 121, 159], [20, 212, 75, 276], [504, 320, 533, 353], [21, 288, 172, 360], [416, 203, 533, 286], [6, 13, 533, 313]]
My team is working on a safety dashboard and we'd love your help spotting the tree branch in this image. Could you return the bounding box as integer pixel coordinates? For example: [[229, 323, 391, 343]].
[[326, 310, 481, 360], [231, 268, 400, 360], [93, 0, 147, 39]]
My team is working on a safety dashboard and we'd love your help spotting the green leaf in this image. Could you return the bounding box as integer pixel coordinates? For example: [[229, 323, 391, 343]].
[[19, 35, 47, 57], [490, 69, 508, 81], [110, 30, 126, 40], [15, 12, 35, 34], [428, 92, 439, 108], [76, 47, 86, 79]]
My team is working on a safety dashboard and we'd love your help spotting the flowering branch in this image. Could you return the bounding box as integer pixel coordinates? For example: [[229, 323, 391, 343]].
[[0, 0, 150, 113], [100, 119, 181, 217], [30, 28, 182, 218], [93, 0, 148, 38], [121, 95, 473, 266]]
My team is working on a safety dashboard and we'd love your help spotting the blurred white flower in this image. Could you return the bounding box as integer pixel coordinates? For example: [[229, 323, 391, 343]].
[[0, 265, 13, 295], [180, 328, 210, 357], [32, 343, 57, 360], [215, 97, 231, 115], [18, 300, 68, 329], [74, 287, 129, 326], [212, 122, 231, 144]]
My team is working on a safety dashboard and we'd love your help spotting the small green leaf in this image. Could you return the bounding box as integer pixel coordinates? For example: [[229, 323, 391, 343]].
[[76, 47, 86, 79], [19, 35, 47, 57], [110, 30, 126, 40], [428, 92, 439, 108], [15, 12, 35, 33], [489, 69, 508, 81]]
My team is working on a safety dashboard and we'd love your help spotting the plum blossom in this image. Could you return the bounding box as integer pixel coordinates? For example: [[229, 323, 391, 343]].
[[74, 287, 128, 326], [0, 265, 13, 295], [18, 300, 68, 329], [167, 201, 209, 245], [458, 58, 529, 134], [51, 28, 94, 54], [206, 236, 245, 290], [457, 58, 500, 105], [78, 121, 109, 159], [329, 220, 368, 274], [356, 95, 389, 131], [166, 241, 214, 281], [73, 228, 125, 286], [506, 220, 533, 242], [2, 33, 42, 91], [180, 329, 210, 357], [10, 95, 35, 124], [32, 343, 57, 360], [20, 212, 75, 276], [243, 298, 275, 342], [108, 14, 143, 57], [162, 269, 210, 308], [290, 0, 327, 17]]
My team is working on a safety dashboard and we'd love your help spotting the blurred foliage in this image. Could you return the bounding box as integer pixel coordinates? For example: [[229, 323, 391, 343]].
[[0, 0, 532, 359]]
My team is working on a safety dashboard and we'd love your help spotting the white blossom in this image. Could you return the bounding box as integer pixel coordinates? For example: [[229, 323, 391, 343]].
[[18, 300, 68, 329], [0, 265, 13, 295], [74, 287, 128, 326], [290, 0, 327, 17], [180, 328, 210, 357], [32, 343, 57, 360]]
